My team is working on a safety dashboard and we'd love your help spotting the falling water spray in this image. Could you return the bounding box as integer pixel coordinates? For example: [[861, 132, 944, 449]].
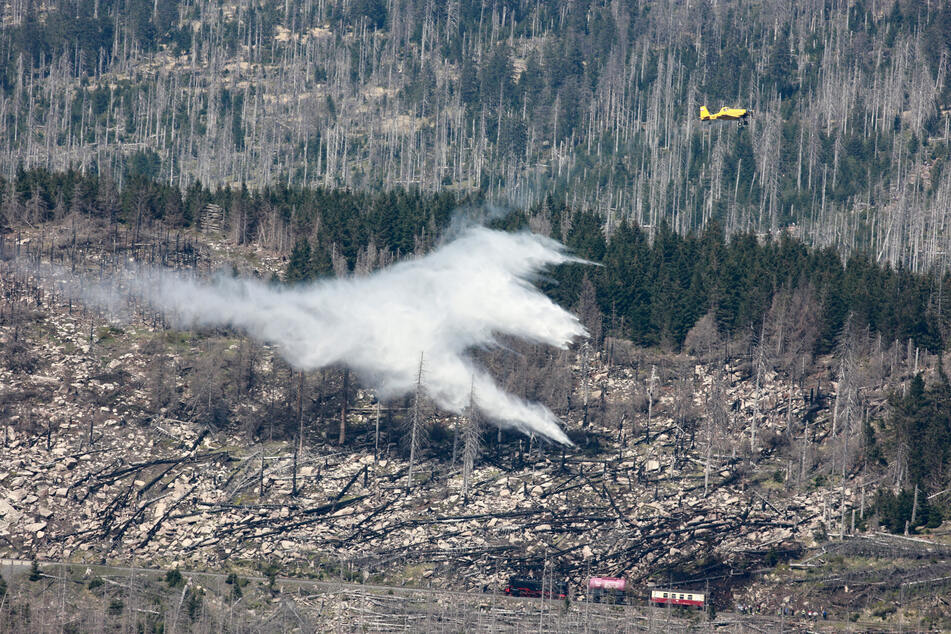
[[36, 227, 587, 444]]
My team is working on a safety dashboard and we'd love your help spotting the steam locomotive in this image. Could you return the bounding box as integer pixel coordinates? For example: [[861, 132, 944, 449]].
[[503, 577, 568, 599]]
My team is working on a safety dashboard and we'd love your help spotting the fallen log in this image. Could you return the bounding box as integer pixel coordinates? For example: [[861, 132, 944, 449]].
[[98, 479, 137, 538], [341, 499, 397, 543], [91, 450, 230, 488], [137, 462, 181, 499], [108, 491, 173, 549], [70, 458, 124, 500], [332, 465, 368, 504], [186, 494, 372, 548], [136, 484, 199, 549]]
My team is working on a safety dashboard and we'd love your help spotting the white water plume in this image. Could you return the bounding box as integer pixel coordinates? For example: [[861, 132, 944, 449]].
[[56, 227, 587, 444]]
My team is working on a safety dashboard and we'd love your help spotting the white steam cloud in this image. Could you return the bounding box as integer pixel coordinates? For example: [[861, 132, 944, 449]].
[[54, 228, 587, 444]]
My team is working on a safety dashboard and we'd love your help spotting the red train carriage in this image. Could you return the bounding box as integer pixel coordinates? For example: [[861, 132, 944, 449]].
[[649, 589, 705, 610]]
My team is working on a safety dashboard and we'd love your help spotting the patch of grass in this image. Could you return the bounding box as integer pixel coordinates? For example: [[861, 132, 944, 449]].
[[163, 330, 192, 348], [400, 564, 430, 584], [95, 325, 124, 345]]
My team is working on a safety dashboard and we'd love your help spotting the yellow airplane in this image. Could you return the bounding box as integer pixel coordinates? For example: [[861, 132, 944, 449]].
[[700, 106, 752, 125]]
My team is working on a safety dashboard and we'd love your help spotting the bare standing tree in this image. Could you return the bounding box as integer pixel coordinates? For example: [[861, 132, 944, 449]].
[[292, 370, 304, 497], [766, 284, 820, 379], [461, 382, 481, 504], [338, 368, 350, 445], [580, 341, 591, 427], [407, 353, 424, 491], [833, 314, 861, 478], [184, 341, 228, 428], [751, 319, 768, 454], [574, 274, 603, 349], [683, 310, 721, 362], [646, 364, 658, 439], [143, 336, 174, 414]]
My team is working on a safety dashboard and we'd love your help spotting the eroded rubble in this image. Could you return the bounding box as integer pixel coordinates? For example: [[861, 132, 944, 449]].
[[0, 296, 864, 598], [0, 227, 902, 604]]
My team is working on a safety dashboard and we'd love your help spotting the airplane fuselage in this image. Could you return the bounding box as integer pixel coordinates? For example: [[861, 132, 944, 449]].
[[700, 106, 751, 121]]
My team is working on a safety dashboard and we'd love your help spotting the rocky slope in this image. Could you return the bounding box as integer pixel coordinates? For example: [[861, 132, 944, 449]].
[[0, 224, 948, 629]]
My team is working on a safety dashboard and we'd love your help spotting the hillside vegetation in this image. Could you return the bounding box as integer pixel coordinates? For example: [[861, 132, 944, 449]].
[[0, 0, 950, 268]]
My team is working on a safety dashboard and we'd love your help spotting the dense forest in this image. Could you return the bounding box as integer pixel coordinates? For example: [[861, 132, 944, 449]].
[[0, 0, 949, 271]]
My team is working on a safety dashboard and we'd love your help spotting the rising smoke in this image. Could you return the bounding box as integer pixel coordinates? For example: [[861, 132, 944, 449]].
[[47, 227, 587, 444]]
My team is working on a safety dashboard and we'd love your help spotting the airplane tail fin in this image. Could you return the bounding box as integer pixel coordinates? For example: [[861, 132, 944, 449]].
[[699, 106, 711, 120]]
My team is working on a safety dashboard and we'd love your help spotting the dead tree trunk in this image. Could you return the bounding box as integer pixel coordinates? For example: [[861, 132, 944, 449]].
[[293, 370, 303, 496], [581, 342, 590, 427], [647, 365, 658, 440], [408, 353, 423, 491], [751, 320, 767, 453], [339, 368, 349, 445], [462, 382, 481, 504], [374, 402, 381, 462]]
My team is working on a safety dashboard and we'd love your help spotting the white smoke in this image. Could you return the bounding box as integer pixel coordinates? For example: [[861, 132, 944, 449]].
[[53, 227, 587, 444]]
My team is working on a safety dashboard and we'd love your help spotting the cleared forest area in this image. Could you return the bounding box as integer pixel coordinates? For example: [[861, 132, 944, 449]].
[[0, 0, 950, 269], [2, 202, 951, 629]]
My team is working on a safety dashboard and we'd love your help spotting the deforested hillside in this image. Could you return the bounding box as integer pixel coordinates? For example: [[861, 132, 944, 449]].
[[0, 0, 950, 269], [3, 179, 951, 630]]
